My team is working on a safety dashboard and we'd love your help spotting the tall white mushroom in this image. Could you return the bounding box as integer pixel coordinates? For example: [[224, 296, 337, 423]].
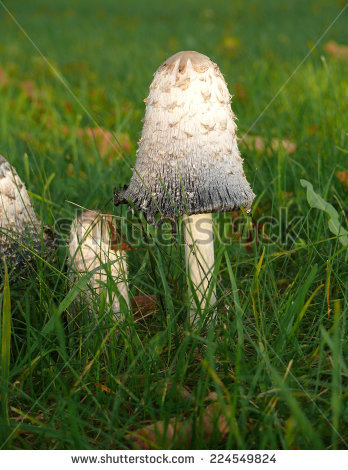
[[0, 154, 53, 270], [68, 210, 130, 320], [115, 51, 255, 323]]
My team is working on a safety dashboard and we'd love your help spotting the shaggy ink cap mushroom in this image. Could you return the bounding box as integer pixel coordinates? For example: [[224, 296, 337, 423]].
[[115, 51, 255, 224], [0, 155, 53, 270], [68, 210, 130, 317]]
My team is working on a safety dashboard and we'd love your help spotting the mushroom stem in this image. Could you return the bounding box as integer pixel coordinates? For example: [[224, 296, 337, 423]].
[[183, 213, 216, 324], [68, 211, 130, 322]]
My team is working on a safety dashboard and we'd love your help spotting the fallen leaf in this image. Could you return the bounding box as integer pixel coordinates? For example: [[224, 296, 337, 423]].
[[203, 402, 231, 437], [115, 132, 132, 154], [229, 210, 241, 219], [204, 391, 218, 402], [128, 401, 232, 449], [19, 131, 31, 143], [0, 66, 9, 87], [79, 127, 132, 160], [64, 101, 73, 113], [307, 124, 318, 135], [158, 381, 192, 402], [44, 115, 55, 130], [272, 138, 297, 154], [10, 407, 45, 425], [130, 419, 177, 450], [282, 191, 294, 198], [234, 82, 248, 103], [324, 40, 348, 60], [335, 171, 348, 187], [240, 135, 297, 155], [241, 135, 265, 153], [93, 383, 116, 395], [61, 125, 70, 136], [20, 80, 36, 99], [85, 127, 114, 156], [131, 294, 158, 317], [66, 163, 88, 180]]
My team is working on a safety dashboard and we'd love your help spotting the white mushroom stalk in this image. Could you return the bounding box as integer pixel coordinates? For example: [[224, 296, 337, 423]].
[[0, 154, 53, 270], [68, 210, 130, 320], [115, 51, 255, 323], [183, 213, 216, 320]]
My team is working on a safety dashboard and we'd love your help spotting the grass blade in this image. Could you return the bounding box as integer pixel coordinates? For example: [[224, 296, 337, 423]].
[[1, 259, 11, 424]]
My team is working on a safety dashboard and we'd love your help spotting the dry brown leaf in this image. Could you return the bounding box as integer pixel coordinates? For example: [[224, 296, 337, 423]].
[[131, 294, 158, 317], [19, 80, 44, 110], [66, 163, 88, 180], [11, 406, 45, 424], [204, 391, 218, 402], [19, 131, 31, 143], [240, 135, 297, 155], [71, 358, 94, 392], [234, 82, 248, 103], [130, 419, 175, 450], [158, 381, 192, 402], [324, 40, 348, 60], [83, 127, 132, 160], [307, 124, 318, 136], [64, 101, 73, 113], [66, 163, 77, 179], [93, 382, 116, 395], [61, 126, 132, 160], [272, 138, 297, 154], [282, 191, 294, 198], [128, 401, 232, 449], [204, 402, 231, 437], [241, 135, 265, 153], [61, 125, 70, 136], [20, 80, 36, 99], [335, 171, 348, 187], [0, 66, 9, 87]]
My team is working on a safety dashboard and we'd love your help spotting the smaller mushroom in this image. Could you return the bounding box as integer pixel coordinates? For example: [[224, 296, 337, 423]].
[[0, 155, 53, 272], [68, 210, 130, 320]]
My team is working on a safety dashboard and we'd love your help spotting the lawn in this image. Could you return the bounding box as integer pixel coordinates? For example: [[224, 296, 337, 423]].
[[0, 0, 347, 449]]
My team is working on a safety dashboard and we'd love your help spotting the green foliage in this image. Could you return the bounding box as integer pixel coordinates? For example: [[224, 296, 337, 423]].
[[301, 179, 348, 247], [0, 259, 11, 440]]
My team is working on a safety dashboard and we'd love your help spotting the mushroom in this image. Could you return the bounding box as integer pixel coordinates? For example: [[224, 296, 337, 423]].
[[115, 51, 255, 323], [0, 154, 53, 271], [68, 210, 130, 320]]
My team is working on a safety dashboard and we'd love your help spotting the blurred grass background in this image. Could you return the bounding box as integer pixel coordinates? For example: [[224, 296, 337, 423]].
[[0, 0, 347, 450]]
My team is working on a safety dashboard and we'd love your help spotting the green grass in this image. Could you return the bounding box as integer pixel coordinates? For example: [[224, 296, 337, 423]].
[[0, 0, 347, 449]]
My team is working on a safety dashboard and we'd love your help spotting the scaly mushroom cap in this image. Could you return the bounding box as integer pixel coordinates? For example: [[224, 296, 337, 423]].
[[0, 155, 53, 270], [115, 51, 255, 223], [68, 210, 129, 316]]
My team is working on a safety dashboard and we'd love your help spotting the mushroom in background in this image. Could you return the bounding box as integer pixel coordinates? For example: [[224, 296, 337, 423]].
[[115, 51, 255, 323], [68, 210, 130, 320], [0, 154, 53, 271]]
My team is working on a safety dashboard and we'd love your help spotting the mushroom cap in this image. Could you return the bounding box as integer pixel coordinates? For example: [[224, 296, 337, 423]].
[[0, 155, 53, 270], [68, 210, 129, 315], [115, 51, 255, 224]]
